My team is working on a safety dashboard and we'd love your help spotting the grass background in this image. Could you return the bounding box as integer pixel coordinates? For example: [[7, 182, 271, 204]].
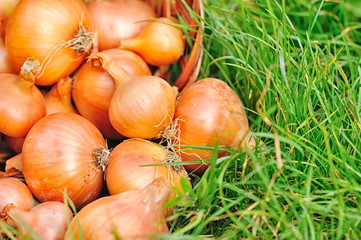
[[168, 0, 361, 239]]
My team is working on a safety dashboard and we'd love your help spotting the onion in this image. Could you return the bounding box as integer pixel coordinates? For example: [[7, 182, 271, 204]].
[[43, 76, 78, 115], [0, 38, 15, 74], [174, 78, 255, 174], [22, 112, 110, 209], [86, 0, 156, 51], [72, 49, 151, 139], [0, 178, 34, 216], [65, 178, 170, 240], [106, 138, 189, 199], [5, 0, 94, 86], [2, 201, 73, 240], [0, 57, 46, 138], [119, 17, 185, 66], [89, 52, 178, 139]]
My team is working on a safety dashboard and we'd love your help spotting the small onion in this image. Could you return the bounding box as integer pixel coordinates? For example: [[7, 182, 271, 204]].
[[88, 52, 178, 139], [5, 0, 94, 85], [65, 178, 171, 240], [0, 178, 34, 216], [174, 78, 255, 174], [22, 112, 110, 209], [86, 0, 156, 51], [72, 49, 151, 139], [43, 76, 78, 115], [119, 17, 185, 66], [106, 138, 190, 199], [2, 201, 73, 240], [0, 57, 46, 138]]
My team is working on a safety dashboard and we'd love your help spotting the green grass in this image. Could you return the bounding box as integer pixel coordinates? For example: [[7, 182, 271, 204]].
[[2, 0, 361, 239], [166, 0, 361, 239]]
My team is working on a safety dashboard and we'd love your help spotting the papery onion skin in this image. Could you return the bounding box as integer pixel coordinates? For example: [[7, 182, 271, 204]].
[[2, 153, 23, 178], [72, 49, 151, 139], [22, 112, 109, 209], [0, 178, 34, 215], [109, 76, 178, 139], [106, 138, 189, 199], [65, 178, 170, 240], [2, 201, 73, 240], [0, 58, 46, 138], [120, 17, 185, 66], [5, 0, 93, 86], [174, 78, 254, 174], [86, 0, 156, 51]]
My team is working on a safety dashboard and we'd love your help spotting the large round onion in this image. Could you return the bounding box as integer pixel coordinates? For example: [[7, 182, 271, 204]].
[[174, 78, 255, 174], [5, 0, 94, 85], [22, 112, 110, 209]]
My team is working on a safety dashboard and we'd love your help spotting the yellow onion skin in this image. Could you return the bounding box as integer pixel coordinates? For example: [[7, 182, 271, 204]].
[[22, 112, 109, 209], [0, 0, 19, 18], [65, 178, 171, 240], [106, 138, 189, 199], [174, 78, 253, 174], [0, 178, 34, 216], [2, 201, 73, 240], [109, 76, 178, 139], [0, 58, 46, 138], [72, 49, 151, 139], [5, 0, 93, 86], [86, 0, 156, 51], [120, 17, 185, 66], [0, 38, 15, 74], [43, 77, 78, 115]]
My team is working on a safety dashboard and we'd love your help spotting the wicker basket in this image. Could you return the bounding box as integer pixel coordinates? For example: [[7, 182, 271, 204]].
[[146, 0, 204, 90]]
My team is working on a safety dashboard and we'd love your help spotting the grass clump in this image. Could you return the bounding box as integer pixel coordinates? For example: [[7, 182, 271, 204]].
[[166, 0, 361, 239]]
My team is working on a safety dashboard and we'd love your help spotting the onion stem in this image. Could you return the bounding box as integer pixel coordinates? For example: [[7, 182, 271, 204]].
[[92, 147, 110, 172]]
